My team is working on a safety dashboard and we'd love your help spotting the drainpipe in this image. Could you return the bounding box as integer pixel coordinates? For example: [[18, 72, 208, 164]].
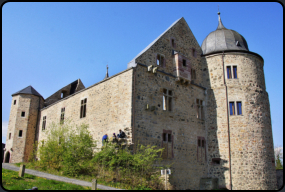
[[221, 52, 232, 190], [131, 66, 136, 153]]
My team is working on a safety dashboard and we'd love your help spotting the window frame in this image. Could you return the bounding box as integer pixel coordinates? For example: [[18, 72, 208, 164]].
[[163, 88, 173, 112], [60, 107, 65, 124], [196, 99, 204, 120], [156, 53, 165, 67], [80, 98, 87, 118], [229, 101, 243, 116], [226, 65, 238, 79], [42, 116, 46, 130]]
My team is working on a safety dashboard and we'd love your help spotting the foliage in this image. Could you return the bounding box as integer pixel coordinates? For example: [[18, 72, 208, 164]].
[[30, 121, 170, 189], [2, 168, 91, 190], [276, 154, 283, 170]]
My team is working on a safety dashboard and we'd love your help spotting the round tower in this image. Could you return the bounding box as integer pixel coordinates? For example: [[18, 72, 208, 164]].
[[4, 86, 44, 163], [202, 13, 276, 190]]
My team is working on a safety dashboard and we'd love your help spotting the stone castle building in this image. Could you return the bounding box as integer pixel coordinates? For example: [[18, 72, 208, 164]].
[[4, 13, 277, 190]]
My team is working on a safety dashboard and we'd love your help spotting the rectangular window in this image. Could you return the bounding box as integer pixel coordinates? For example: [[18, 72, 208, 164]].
[[163, 133, 167, 142], [9, 133, 11, 139], [227, 66, 232, 79], [42, 116, 46, 130], [80, 98, 87, 118], [191, 69, 196, 80], [183, 59, 186, 67], [198, 139, 201, 147], [196, 99, 204, 120], [19, 130, 23, 137], [237, 102, 242, 115], [171, 39, 175, 48], [233, 66, 238, 78], [168, 134, 172, 142], [202, 140, 205, 147], [197, 137, 206, 162], [21, 111, 25, 117], [157, 54, 164, 66], [60, 108, 65, 124], [162, 89, 173, 111], [229, 102, 235, 115], [14, 100, 16, 105]]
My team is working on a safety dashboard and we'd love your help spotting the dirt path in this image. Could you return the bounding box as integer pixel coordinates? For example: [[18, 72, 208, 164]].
[[2, 163, 124, 190]]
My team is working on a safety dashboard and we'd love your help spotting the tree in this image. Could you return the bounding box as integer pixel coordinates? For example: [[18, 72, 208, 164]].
[[274, 145, 283, 169]]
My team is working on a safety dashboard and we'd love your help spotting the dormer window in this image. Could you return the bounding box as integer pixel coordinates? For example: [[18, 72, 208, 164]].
[[236, 41, 241, 46], [156, 54, 164, 66]]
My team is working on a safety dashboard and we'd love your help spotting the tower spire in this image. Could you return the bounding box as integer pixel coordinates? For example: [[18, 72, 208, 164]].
[[104, 65, 109, 80], [217, 11, 226, 30]]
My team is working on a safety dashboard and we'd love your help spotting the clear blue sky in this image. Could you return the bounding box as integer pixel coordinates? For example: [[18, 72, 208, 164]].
[[2, 2, 283, 148]]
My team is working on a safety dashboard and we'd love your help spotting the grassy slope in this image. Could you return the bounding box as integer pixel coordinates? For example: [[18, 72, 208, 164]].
[[2, 168, 92, 190]]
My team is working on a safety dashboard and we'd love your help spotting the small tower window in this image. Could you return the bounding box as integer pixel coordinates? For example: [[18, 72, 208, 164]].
[[14, 100, 16, 105], [212, 158, 221, 165], [19, 130, 23, 137], [163, 133, 167, 141], [9, 133, 11, 139], [172, 39, 175, 47], [192, 48, 196, 57], [21, 111, 25, 117], [233, 66, 238, 78], [227, 66, 238, 79], [182, 59, 186, 67], [227, 66, 232, 79], [237, 102, 242, 115], [229, 102, 235, 115], [196, 99, 204, 120]]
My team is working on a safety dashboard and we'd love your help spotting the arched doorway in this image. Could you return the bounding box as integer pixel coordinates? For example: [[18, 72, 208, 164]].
[[4, 151, 10, 163]]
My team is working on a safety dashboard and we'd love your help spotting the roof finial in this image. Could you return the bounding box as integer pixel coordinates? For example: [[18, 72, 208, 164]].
[[217, 9, 226, 30], [104, 64, 109, 80]]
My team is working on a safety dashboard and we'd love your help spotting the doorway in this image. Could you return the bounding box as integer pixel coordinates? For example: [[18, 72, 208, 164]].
[[4, 151, 10, 163]]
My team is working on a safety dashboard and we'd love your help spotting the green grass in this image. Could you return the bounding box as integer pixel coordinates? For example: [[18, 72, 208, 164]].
[[2, 168, 92, 190], [13, 162, 152, 190]]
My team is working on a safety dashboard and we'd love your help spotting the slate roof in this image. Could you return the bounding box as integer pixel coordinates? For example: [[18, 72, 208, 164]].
[[201, 12, 249, 55], [127, 17, 183, 69], [12, 85, 43, 98]]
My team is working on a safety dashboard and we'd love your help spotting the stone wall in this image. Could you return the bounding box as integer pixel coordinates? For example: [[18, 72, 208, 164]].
[[276, 169, 283, 190], [37, 69, 133, 151], [204, 52, 277, 190], [133, 64, 207, 190]]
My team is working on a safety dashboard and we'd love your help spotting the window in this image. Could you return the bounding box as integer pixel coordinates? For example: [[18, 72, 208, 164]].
[[229, 102, 235, 115], [156, 54, 164, 66], [212, 158, 221, 165], [191, 69, 196, 80], [162, 130, 173, 159], [196, 99, 204, 120], [14, 100, 16, 105], [80, 98, 87, 118], [229, 101, 242, 115], [9, 133, 11, 140], [21, 111, 25, 117], [42, 116, 46, 130], [237, 102, 242, 115], [171, 39, 175, 48], [182, 59, 186, 67], [19, 130, 23, 137], [227, 65, 238, 79], [60, 108, 65, 124], [163, 89, 173, 111], [197, 137, 206, 162]]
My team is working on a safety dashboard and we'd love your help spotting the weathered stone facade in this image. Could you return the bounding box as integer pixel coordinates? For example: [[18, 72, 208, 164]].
[[5, 16, 276, 190]]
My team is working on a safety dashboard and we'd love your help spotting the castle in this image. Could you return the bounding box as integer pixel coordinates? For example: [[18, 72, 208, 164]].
[[4, 13, 277, 190]]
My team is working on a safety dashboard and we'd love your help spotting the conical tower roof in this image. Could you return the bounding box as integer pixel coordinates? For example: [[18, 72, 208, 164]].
[[12, 85, 43, 99]]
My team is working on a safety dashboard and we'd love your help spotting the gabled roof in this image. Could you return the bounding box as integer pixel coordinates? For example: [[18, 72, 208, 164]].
[[127, 17, 183, 69], [12, 85, 43, 98]]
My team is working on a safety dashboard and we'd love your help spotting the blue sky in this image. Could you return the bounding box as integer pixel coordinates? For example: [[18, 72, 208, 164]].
[[2, 2, 283, 149]]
